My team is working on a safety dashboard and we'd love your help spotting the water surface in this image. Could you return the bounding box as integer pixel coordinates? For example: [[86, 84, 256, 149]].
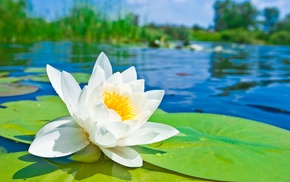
[[1, 41, 290, 130]]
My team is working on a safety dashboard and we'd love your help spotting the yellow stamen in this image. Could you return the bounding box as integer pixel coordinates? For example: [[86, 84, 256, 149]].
[[102, 91, 136, 121]]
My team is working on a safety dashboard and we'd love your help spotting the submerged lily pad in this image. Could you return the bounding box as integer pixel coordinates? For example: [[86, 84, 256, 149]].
[[0, 96, 68, 143], [0, 147, 7, 155], [137, 112, 290, 181], [0, 152, 203, 181], [0, 83, 39, 97]]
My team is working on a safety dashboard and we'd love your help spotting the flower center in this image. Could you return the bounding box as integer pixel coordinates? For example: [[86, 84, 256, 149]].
[[102, 91, 136, 121]]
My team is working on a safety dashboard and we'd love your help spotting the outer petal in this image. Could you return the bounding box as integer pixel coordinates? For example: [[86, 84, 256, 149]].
[[134, 122, 179, 144], [100, 146, 142, 167], [35, 116, 78, 137], [144, 90, 165, 114], [29, 125, 89, 158], [96, 52, 112, 79], [144, 99, 162, 114], [121, 66, 137, 83], [117, 131, 158, 147], [119, 122, 178, 146], [46, 64, 64, 101], [145, 90, 164, 101], [76, 86, 91, 131], [129, 79, 145, 93], [61, 71, 81, 118]]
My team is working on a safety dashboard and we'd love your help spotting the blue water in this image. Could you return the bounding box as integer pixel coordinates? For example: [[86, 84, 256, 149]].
[[1, 41, 290, 130]]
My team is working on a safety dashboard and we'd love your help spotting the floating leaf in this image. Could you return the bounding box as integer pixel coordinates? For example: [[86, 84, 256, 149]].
[[0, 152, 203, 181], [0, 72, 9, 77], [71, 73, 91, 84], [28, 74, 49, 82], [24, 67, 46, 73], [0, 96, 68, 143], [135, 112, 290, 181], [0, 77, 22, 83], [29, 73, 90, 84], [0, 83, 39, 97]]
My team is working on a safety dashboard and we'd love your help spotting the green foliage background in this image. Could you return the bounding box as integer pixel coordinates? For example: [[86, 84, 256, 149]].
[[1, 0, 290, 45]]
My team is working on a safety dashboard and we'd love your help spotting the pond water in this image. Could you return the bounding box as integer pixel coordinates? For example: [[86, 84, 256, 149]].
[[1, 41, 290, 131]]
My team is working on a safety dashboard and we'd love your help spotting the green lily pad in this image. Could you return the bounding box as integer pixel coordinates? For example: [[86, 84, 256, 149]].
[[0, 152, 203, 181], [28, 74, 49, 82], [0, 72, 9, 77], [24, 67, 46, 73], [29, 73, 91, 84], [0, 83, 39, 97], [0, 77, 22, 83], [71, 73, 91, 84], [135, 112, 290, 181], [0, 96, 68, 143], [2, 95, 290, 181]]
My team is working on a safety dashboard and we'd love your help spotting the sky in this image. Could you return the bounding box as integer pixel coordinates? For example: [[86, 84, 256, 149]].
[[28, 0, 290, 28]]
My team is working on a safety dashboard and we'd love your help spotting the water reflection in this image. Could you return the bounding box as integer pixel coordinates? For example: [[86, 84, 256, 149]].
[[0, 41, 290, 130]]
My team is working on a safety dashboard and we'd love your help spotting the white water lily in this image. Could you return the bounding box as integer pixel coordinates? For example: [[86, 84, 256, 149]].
[[29, 52, 179, 167]]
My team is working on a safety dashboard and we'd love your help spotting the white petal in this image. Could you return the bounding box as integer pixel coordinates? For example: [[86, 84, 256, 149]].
[[87, 82, 103, 109], [121, 66, 137, 83], [106, 72, 123, 85], [118, 84, 132, 97], [76, 86, 90, 131], [87, 65, 105, 94], [108, 109, 122, 122], [135, 122, 179, 144], [130, 79, 145, 93], [102, 84, 120, 94], [46, 64, 64, 101], [144, 99, 161, 114], [104, 122, 130, 138], [29, 126, 89, 158], [131, 92, 146, 113], [117, 131, 158, 147], [124, 110, 151, 130], [144, 90, 164, 113], [35, 116, 78, 137], [92, 103, 110, 126], [96, 52, 112, 79], [90, 123, 117, 147], [100, 146, 142, 167], [145, 90, 164, 101], [61, 71, 81, 117]]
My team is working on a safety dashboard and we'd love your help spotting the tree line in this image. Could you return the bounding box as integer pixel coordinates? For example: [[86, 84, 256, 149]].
[[211, 0, 290, 45], [1, 0, 290, 45]]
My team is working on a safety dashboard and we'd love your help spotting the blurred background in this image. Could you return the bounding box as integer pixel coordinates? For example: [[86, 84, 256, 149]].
[[1, 0, 290, 45]]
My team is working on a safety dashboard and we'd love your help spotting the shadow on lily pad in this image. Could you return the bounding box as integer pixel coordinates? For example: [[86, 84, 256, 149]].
[[13, 153, 132, 181]]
